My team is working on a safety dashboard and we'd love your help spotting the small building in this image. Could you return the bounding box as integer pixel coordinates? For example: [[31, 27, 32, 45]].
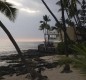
[[45, 29, 61, 47], [38, 26, 77, 52], [45, 27, 77, 45]]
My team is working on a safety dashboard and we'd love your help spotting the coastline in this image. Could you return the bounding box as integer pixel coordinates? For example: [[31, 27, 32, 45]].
[[0, 49, 86, 80], [1, 55, 86, 80]]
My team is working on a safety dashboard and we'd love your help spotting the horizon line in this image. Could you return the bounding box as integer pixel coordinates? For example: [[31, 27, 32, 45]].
[[0, 38, 44, 42]]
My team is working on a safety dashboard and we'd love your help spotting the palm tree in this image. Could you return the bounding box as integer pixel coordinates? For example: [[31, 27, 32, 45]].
[[56, 0, 81, 42], [39, 15, 50, 46], [0, 0, 27, 65], [0, 1, 39, 80], [0, 1, 49, 80], [55, 22, 63, 42], [60, 0, 72, 73], [43, 15, 50, 42], [41, 0, 70, 41], [58, 0, 82, 73], [61, 0, 74, 56], [39, 22, 46, 45]]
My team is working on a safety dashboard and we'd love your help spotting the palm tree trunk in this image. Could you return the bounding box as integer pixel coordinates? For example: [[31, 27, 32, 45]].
[[43, 29, 47, 50], [0, 21, 25, 61], [41, 0, 70, 41], [47, 30, 49, 43], [61, 0, 68, 56], [65, 1, 79, 42], [41, 0, 60, 25], [60, 0, 72, 73], [0, 21, 40, 80]]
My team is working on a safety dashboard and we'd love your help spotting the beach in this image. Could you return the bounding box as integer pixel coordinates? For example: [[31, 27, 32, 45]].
[[1, 55, 86, 80], [0, 41, 86, 80], [2, 68, 86, 80]]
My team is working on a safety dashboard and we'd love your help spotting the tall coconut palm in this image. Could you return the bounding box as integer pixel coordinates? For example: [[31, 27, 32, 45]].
[[55, 22, 63, 42], [56, 0, 81, 42], [60, 0, 68, 56], [41, 0, 70, 41], [0, 0, 27, 66], [0, 1, 38, 79], [0, 1, 47, 80], [39, 15, 50, 43], [60, 0, 72, 73], [59, 0, 81, 73], [43, 15, 51, 42]]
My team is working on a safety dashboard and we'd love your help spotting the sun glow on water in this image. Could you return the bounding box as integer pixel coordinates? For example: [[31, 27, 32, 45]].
[[0, 38, 44, 53]]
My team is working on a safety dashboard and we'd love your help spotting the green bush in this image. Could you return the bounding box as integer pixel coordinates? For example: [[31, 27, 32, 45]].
[[72, 44, 86, 74], [57, 41, 75, 55]]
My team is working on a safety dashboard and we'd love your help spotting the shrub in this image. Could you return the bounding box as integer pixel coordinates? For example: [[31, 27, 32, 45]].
[[57, 41, 75, 55]]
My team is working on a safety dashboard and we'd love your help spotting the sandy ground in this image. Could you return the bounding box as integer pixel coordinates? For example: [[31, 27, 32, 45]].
[[2, 68, 86, 80], [2, 55, 86, 80], [43, 67, 86, 80], [2, 74, 28, 80]]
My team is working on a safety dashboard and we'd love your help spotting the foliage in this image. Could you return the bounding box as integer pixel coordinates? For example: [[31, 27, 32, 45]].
[[57, 41, 75, 55], [39, 22, 50, 30], [69, 43, 86, 74], [56, 0, 86, 42], [0, 1, 17, 21], [57, 56, 73, 66], [79, 0, 86, 27], [57, 42, 65, 54], [39, 15, 50, 31], [39, 15, 51, 45], [55, 43, 85, 73]]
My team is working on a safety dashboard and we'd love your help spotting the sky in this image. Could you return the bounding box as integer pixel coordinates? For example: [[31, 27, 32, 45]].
[[0, 0, 61, 42]]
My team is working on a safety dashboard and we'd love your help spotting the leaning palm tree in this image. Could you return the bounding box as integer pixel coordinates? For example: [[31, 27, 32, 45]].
[[0, 1, 40, 80], [0, 0, 27, 67], [0, 0, 31, 73], [41, 0, 70, 41]]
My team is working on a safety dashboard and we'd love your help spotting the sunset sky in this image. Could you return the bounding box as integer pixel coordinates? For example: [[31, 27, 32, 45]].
[[0, 0, 60, 42]]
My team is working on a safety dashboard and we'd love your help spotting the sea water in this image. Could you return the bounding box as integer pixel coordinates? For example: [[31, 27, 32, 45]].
[[0, 41, 43, 56]]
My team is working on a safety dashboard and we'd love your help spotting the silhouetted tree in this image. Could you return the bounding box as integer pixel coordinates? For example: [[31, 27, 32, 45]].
[[0, 1, 40, 80], [77, 0, 86, 41], [41, 0, 70, 41], [40, 15, 50, 43]]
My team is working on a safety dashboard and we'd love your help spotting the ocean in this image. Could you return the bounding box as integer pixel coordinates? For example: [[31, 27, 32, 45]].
[[0, 41, 43, 56]]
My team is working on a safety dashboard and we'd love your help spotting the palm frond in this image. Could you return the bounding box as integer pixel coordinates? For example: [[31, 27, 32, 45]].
[[56, 1, 61, 6], [76, 0, 82, 5], [39, 23, 45, 30], [72, 44, 86, 56], [65, 19, 75, 26], [40, 21, 43, 23], [43, 15, 51, 22], [0, 1, 17, 21]]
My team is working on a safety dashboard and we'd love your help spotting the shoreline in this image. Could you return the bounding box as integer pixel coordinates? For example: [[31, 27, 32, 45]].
[[0, 49, 86, 80], [1, 55, 86, 80]]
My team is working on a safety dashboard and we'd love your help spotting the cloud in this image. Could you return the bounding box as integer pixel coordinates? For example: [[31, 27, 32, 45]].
[[7, 0, 23, 6], [7, 0, 40, 14], [19, 8, 40, 14], [1, 0, 58, 41]]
